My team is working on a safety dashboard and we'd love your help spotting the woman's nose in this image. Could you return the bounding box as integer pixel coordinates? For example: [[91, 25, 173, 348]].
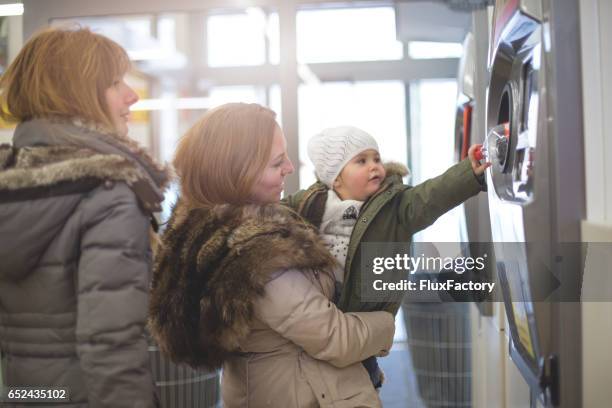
[[283, 159, 295, 175], [125, 86, 139, 106]]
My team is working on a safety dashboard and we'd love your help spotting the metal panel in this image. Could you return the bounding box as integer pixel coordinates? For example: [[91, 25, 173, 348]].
[[462, 7, 495, 317], [484, 0, 584, 406], [543, 1, 584, 406]]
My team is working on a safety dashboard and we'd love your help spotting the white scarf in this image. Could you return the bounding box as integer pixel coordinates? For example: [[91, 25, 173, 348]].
[[319, 190, 363, 282]]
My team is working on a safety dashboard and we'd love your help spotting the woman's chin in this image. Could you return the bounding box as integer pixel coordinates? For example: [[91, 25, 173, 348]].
[[115, 124, 129, 137], [260, 193, 282, 205]]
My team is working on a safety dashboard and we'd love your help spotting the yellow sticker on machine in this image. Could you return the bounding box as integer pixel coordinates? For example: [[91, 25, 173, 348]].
[[511, 301, 535, 359]]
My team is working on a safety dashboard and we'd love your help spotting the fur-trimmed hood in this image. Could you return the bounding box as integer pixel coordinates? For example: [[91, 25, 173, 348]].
[[0, 119, 169, 280], [148, 201, 337, 370], [383, 161, 410, 180], [2, 118, 169, 210], [0, 144, 149, 201]]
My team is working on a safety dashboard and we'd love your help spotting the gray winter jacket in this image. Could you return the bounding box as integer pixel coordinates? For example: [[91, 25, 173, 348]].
[[0, 119, 168, 407]]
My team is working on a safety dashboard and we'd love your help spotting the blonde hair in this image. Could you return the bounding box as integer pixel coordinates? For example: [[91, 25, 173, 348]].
[[174, 103, 278, 207], [0, 26, 131, 130]]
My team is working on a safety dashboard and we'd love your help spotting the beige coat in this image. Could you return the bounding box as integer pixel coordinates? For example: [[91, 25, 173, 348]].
[[222, 269, 395, 407], [149, 203, 395, 408]]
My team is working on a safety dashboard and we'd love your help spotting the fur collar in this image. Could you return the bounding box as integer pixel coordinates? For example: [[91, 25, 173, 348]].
[[384, 161, 410, 179], [0, 145, 141, 191], [1, 119, 169, 210], [148, 201, 337, 369], [0, 144, 160, 210]]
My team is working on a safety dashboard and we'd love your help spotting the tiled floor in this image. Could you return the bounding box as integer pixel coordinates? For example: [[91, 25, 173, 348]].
[[379, 343, 426, 408], [378, 310, 426, 408]]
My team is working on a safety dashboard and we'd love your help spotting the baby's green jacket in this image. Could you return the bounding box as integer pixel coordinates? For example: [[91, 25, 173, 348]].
[[283, 159, 486, 315]]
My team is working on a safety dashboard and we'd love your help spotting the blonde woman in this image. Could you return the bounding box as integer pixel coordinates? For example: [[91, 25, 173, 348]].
[[0, 28, 168, 406], [149, 103, 395, 407]]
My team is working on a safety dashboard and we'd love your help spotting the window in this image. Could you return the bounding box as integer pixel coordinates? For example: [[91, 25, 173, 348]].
[[207, 8, 279, 67], [297, 7, 403, 63], [298, 81, 407, 188], [52, 14, 190, 68], [408, 41, 463, 59], [410, 79, 462, 242], [208, 85, 267, 106], [207, 85, 281, 121]]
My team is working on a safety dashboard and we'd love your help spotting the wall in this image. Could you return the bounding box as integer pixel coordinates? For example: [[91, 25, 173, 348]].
[[579, 0, 612, 407]]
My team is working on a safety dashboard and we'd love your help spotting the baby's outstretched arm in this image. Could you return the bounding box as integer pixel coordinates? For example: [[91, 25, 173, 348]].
[[397, 156, 486, 233]]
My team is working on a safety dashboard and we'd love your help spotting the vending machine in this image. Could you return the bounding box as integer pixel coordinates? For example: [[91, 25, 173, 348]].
[[455, 32, 475, 166], [454, 29, 496, 314], [484, 0, 584, 406]]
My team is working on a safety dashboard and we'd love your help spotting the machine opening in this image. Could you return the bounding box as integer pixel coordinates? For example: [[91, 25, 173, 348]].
[[498, 88, 510, 125], [495, 87, 512, 172], [521, 61, 533, 131]]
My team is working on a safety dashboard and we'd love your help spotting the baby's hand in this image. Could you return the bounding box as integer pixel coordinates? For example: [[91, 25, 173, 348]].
[[468, 144, 491, 176]]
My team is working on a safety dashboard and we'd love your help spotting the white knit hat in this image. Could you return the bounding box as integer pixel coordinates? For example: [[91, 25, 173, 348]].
[[307, 126, 380, 187]]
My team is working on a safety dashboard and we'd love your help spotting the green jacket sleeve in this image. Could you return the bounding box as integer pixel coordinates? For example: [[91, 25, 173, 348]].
[[281, 189, 306, 210], [398, 159, 484, 233]]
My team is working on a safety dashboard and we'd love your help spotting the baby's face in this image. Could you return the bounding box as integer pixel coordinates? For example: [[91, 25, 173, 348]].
[[333, 149, 386, 201]]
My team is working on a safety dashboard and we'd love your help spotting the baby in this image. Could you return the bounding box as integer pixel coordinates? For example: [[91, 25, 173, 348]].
[[285, 126, 488, 389]]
